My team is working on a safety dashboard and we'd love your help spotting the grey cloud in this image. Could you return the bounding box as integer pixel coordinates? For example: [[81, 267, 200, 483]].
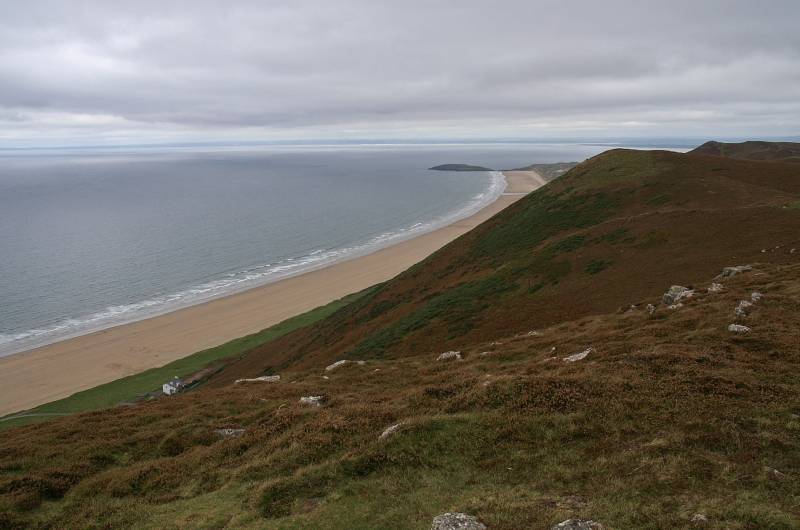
[[0, 0, 798, 144]]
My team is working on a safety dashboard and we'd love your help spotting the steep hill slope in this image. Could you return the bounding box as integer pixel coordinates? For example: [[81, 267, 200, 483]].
[[210, 149, 800, 384], [2, 262, 799, 529], [3, 146, 800, 529], [691, 140, 800, 163]]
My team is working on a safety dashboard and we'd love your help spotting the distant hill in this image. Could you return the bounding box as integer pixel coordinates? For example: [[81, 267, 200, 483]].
[[691, 140, 800, 163], [428, 164, 493, 171]]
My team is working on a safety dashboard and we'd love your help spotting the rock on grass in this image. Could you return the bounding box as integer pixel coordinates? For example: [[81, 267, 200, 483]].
[[437, 351, 462, 361], [379, 422, 404, 440], [717, 265, 752, 278], [235, 375, 280, 384], [662, 285, 693, 305], [299, 395, 325, 406], [325, 359, 366, 372], [214, 428, 245, 438], [551, 519, 603, 530], [431, 512, 487, 530], [735, 300, 753, 318], [564, 347, 593, 362]]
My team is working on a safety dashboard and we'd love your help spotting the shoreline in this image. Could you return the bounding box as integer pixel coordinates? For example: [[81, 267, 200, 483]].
[[0, 171, 507, 359], [0, 170, 546, 416]]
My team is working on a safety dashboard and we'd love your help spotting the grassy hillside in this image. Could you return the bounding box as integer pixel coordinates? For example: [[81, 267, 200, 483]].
[[2, 146, 800, 529], [209, 149, 800, 384], [2, 261, 799, 529], [690, 140, 800, 163]]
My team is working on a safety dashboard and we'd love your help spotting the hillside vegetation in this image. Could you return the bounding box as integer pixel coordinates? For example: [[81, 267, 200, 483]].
[[2, 146, 800, 529], [210, 148, 800, 384], [691, 140, 800, 163]]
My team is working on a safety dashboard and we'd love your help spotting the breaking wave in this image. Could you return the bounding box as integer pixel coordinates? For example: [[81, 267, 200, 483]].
[[0, 171, 506, 357]]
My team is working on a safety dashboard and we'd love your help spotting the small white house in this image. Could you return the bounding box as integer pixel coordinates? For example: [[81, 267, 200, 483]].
[[162, 377, 185, 396]]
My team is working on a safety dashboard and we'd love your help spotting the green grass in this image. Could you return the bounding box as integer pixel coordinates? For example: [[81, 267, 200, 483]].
[[647, 193, 670, 206], [593, 227, 631, 245], [527, 282, 545, 295], [472, 189, 618, 261], [4, 263, 800, 528], [0, 288, 373, 431], [562, 149, 668, 188], [345, 184, 624, 358], [349, 275, 517, 357], [585, 259, 613, 274], [547, 235, 587, 254]]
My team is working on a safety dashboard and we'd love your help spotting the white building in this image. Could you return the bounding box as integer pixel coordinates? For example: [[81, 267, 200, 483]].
[[162, 377, 185, 395]]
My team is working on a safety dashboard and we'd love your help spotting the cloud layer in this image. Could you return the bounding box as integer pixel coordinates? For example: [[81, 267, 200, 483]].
[[1, 0, 798, 144]]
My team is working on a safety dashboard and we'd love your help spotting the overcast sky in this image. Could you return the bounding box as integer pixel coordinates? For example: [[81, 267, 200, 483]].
[[1, 0, 798, 146]]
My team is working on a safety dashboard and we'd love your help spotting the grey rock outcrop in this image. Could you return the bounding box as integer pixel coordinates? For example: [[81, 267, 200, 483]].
[[431, 512, 487, 530], [299, 395, 325, 407], [691, 513, 709, 524], [564, 347, 592, 363], [717, 265, 752, 278], [437, 351, 463, 361], [551, 519, 603, 530], [707, 283, 724, 293], [214, 428, 245, 438], [662, 285, 693, 305], [235, 375, 280, 384], [325, 359, 366, 372], [728, 324, 751, 333], [735, 300, 753, 319], [325, 360, 349, 371], [751, 291, 763, 302], [379, 422, 404, 440]]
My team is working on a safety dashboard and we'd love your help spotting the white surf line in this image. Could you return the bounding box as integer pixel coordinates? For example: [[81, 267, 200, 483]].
[[0, 169, 509, 359]]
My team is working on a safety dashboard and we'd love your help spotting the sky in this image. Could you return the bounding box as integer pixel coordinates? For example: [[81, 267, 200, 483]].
[[0, 0, 798, 147]]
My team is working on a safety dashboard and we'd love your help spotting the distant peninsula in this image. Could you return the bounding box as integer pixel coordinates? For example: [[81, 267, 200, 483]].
[[430, 161, 579, 182], [428, 164, 494, 171]]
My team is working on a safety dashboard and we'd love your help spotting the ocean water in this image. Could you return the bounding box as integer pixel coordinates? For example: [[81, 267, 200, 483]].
[[0, 142, 620, 356]]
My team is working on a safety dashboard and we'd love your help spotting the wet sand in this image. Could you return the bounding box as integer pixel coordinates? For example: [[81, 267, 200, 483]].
[[0, 170, 546, 415]]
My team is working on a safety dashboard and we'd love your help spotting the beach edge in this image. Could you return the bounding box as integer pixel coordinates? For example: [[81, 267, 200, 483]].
[[0, 170, 545, 416]]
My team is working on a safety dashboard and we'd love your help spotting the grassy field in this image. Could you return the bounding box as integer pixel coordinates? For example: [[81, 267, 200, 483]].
[[0, 288, 373, 431]]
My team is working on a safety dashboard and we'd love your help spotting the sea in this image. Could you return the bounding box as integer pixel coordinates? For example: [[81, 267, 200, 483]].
[[0, 142, 681, 357]]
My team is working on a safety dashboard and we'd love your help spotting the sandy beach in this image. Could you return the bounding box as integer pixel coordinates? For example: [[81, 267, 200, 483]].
[[0, 170, 546, 416]]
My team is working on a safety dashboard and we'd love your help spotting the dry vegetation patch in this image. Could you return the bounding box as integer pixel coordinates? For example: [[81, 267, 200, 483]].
[[2, 264, 799, 528]]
